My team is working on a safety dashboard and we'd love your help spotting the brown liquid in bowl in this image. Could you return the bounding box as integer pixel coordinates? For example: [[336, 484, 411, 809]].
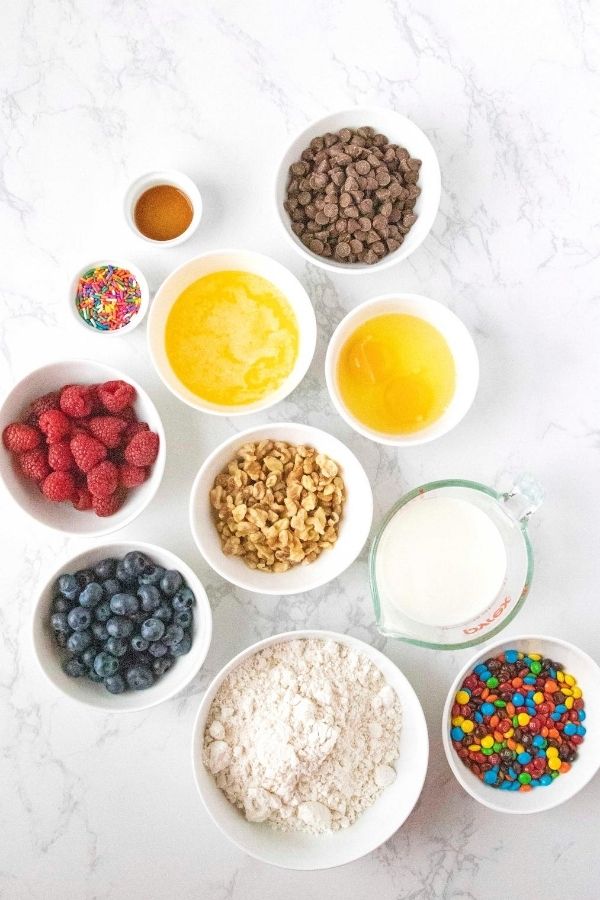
[[134, 184, 193, 241]]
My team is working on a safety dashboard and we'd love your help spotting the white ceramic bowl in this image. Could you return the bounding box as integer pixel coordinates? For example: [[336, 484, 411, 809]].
[[274, 107, 441, 274], [325, 293, 479, 447], [124, 170, 203, 247], [147, 250, 317, 415], [443, 634, 600, 813], [0, 360, 166, 536], [32, 541, 212, 712], [191, 629, 428, 869], [189, 423, 373, 595], [69, 258, 150, 336]]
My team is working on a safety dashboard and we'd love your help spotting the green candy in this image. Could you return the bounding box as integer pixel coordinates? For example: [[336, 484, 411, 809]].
[[492, 742, 503, 752], [486, 676, 499, 688], [481, 747, 493, 756], [512, 715, 519, 727], [518, 772, 532, 784], [494, 699, 506, 707], [530, 661, 542, 674]]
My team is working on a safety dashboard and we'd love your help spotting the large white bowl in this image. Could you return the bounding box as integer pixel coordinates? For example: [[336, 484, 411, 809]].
[[191, 629, 428, 869], [443, 634, 600, 813], [0, 360, 166, 536], [274, 107, 441, 274], [147, 249, 317, 415], [189, 423, 373, 595], [32, 541, 212, 712], [325, 293, 479, 446]]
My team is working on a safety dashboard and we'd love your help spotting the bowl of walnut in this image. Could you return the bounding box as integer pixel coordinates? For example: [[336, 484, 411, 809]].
[[274, 107, 441, 273], [189, 423, 373, 595]]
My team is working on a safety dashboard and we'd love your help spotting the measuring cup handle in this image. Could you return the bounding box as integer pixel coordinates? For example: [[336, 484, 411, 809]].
[[499, 473, 544, 523]]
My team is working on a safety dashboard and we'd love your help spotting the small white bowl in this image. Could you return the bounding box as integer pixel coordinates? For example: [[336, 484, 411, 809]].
[[32, 541, 212, 712], [0, 360, 166, 536], [124, 170, 202, 247], [147, 249, 317, 416], [189, 423, 373, 595], [191, 629, 428, 869], [442, 634, 600, 814], [325, 293, 479, 447], [274, 107, 441, 274], [69, 258, 150, 336]]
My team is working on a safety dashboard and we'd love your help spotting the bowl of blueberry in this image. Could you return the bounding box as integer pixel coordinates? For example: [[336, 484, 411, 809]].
[[32, 541, 212, 711]]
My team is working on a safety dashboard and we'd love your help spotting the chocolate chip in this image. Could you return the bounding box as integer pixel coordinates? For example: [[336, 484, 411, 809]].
[[335, 241, 351, 258]]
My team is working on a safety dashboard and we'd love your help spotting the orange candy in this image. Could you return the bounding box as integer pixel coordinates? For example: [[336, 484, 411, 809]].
[[506, 703, 516, 716], [548, 728, 560, 739], [512, 677, 523, 687], [490, 714, 500, 728], [519, 784, 532, 792], [560, 762, 571, 774], [545, 680, 558, 693]]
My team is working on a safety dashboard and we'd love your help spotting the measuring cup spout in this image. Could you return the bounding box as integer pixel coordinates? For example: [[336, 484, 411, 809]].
[[500, 473, 544, 523]]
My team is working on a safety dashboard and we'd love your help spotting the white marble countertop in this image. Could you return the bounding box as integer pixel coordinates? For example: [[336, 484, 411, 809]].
[[2, 1, 600, 897]]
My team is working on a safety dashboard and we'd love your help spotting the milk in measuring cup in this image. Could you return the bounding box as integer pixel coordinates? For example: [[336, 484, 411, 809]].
[[376, 496, 507, 628]]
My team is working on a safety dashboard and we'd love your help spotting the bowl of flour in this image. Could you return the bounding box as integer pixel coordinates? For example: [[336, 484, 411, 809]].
[[191, 630, 428, 869]]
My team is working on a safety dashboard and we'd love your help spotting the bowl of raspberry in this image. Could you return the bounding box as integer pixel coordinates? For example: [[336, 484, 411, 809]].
[[0, 360, 165, 536]]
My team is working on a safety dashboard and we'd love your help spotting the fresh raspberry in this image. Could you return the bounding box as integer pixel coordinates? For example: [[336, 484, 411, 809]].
[[122, 420, 149, 444], [60, 384, 94, 418], [24, 391, 60, 425], [70, 432, 107, 473], [87, 460, 118, 498], [124, 430, 159, 467], [41, 471, 75, 502], [19, 447, 51, 481], [92, 489, 125, 517], [97, 380, 136, 414], [2, 422, 41, 453], [88, 416, 127, 449], [119, 462, 148, 488], [38, 409, 71, 444], [119, 406, 137, 422], [48, 440, 74, 472], [72, 485, 93, 511]]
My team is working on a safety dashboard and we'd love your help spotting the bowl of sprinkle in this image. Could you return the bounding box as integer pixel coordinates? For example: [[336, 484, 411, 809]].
[[70, 259, 150, 335]]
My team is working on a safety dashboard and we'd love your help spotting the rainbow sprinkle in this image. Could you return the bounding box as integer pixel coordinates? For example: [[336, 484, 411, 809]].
[[75, 265, 142, 332]]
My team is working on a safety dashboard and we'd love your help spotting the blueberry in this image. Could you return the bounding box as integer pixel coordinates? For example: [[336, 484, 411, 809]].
[[50, 612, 70, 633], [126, 665, 154, 691], [172, 587, 195, 611], [163, 624, 184, 647], [67, 607, 92, 632], [78, 582, 103, 608], [75, 569, 95, 589], [67, 630, 92, 654], [152, 656, 173, 677], [58, 574, 80, 601], [160, 570, 183, 597], [141, 617, 165, 642], [131, 635, 149, 652], [174, 609, 193, 629], [115, 560, 137, 586], [123, 551, 150, 577], [110, 593, 139, 616], [171, 634, 192, 657], [139, 565, 165, 586], [82, 647, 96, 668], [55, 631, 68, 648], [94, 557, 117, 580], [102, 578, 121, 598], [94, 652, 119, 678], [154, 603, 173, 624], [64, 658, 86, 678], [104, 674, 126, 694], [148, 641, 167, 658], [105, 636, 128, 657], [92, 621, 109, 641], [87, 668, 104, 683], [52, 595, 71, 614], [137, 584, 161, 613], [106, 616, 134, 638], [95, 601, 111, 622]]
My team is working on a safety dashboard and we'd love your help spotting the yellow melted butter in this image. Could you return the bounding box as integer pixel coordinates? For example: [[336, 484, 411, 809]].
[[337, 313, 456, 434], [165, 271, 299, 406]]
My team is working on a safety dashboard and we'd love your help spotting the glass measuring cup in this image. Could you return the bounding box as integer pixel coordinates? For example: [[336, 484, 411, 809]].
[[369, 475, 543, 650]]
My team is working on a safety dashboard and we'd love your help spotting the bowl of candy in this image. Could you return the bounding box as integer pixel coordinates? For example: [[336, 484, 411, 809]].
[[32, 541, 212, 712], [69, 259, 150, 336], [443, 634, 600, 813]]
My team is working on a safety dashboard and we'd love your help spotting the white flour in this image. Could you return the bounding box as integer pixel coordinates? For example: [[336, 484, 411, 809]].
[[203, 638, 402, 833]]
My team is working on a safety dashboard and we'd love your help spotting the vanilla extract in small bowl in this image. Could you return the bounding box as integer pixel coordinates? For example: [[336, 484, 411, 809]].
[[125, 171, 202, 246]]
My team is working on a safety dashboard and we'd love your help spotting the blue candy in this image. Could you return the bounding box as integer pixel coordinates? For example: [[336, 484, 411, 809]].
[[451, 727, 464, 741], [474, 712, 483, 723], [563, 722, 577, 736], [540, 774, 553, 786], [523, 675, 536, 684], [474, 664, 487, 675], [512, 693, 525, 706], [577, 725, 586, 736], [555, 704, 567, 714], [579, 709, 586, 721], [536, 750, 547, 758], [483, 770, 498, 785], [504, 650, 519, 664], [531, 779, 540, 787], [550, 711, 561, 721], [532, 735, 546, 747], [517, 752, 532, 765], [481, 702, 495, 716]]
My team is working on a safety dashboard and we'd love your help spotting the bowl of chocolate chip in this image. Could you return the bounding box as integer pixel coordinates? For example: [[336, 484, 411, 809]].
[[275, 108, 441, 273]]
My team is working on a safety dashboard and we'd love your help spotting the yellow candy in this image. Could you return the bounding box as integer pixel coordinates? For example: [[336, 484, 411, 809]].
[[546, 746, 558, 758], [564, 673, 576, 686], [529, 653, 541, 661], [517, 713, 531, 726], [548, 757, 561, 771], [481, 735, 494, 749], [468, 744, 480, 752], [505, 727, 514, 738], [515, 743, 524, 754], [557, 671, 565, 682], [456, 690, 471, 705], [565, 697, 574, 709], [573, 686, 582, 698], [452, 716, 464, 727], [561, 688, 573, 697], [533, 691, 544, 704], [461, 720, 475, 734]]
